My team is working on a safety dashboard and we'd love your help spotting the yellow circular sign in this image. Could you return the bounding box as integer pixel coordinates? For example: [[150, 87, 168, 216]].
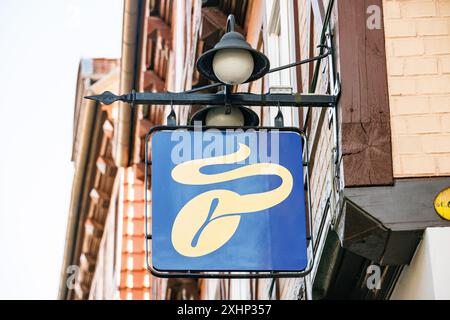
[[434, 188, 450, 221]]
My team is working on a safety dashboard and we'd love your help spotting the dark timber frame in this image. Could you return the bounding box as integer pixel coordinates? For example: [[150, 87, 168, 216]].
[[337, 0, 393, 187]]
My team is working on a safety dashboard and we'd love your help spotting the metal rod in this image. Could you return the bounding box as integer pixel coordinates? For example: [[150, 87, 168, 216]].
[[302, 0, 335, 134], [85, 91, 336, 107], [182, 82, 222, 94], [267, 47, 331, 74], [326, 31, 339, 166], [144, 129, 151, 277]]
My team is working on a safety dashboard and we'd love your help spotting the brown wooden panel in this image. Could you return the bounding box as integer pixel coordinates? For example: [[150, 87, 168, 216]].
[[337, 0, 393, 186], [341, 122, 393, 186]]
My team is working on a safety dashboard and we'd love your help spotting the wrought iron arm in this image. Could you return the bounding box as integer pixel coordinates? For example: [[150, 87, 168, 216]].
[[85, 91, 336, 107], [182, 82, 222, 94], [267, 45, 332, 74], [178, 45, 331, 94]]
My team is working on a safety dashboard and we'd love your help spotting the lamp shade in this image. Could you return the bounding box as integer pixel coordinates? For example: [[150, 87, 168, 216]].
[[196, 31, 270, 84], [189, 105, 260, 127]]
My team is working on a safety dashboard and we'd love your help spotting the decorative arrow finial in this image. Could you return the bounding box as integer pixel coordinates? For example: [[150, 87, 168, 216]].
[[84, 91, 125, 105]]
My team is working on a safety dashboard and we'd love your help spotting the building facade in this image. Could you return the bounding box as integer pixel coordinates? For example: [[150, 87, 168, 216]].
[[60, 0, 450, 300]]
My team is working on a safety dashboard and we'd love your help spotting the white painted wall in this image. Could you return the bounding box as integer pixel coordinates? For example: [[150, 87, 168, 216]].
[[391, 227, 450, 300]]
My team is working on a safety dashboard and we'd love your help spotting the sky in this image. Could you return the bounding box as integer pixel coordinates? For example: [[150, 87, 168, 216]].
[[0, 0, 123, 299]]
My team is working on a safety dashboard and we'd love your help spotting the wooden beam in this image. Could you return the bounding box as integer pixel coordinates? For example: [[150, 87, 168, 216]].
[[147, 16, 171, 41], [143, 70, 165, 92], [337, 0, 393, 186], [344, 177, 450, 231], [201, 7, 244, 38]]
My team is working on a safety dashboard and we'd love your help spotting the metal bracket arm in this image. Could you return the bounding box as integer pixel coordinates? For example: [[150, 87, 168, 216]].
[[85, 91, 337, 107]]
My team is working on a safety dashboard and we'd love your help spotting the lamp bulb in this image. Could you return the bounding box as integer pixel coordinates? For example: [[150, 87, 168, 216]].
[[212, 49, 254, 85]]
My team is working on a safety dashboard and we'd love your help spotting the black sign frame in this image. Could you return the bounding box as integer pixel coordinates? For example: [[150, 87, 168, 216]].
[[144, 125, 315, 279]]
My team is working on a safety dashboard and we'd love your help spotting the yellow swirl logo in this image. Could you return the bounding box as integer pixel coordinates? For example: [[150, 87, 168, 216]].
[[171, 143, 293, 257]]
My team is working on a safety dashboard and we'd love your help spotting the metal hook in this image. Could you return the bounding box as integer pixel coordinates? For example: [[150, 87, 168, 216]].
[[167, 100, 176, 126], [226, 14, 236, 33], [274, 102, 284, 128]]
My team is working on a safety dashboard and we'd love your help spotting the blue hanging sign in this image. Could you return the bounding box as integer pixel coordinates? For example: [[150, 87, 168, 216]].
[[151, 129, 308, 271]]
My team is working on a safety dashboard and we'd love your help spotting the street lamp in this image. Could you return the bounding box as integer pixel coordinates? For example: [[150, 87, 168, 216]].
[[191, 14, 336, 127], [196, 15, 270, 85], [85, 14, 338, 125], [194, 15, 270, 126]]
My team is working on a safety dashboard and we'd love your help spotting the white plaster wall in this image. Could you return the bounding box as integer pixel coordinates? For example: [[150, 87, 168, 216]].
[[391, 227, 450, 300]]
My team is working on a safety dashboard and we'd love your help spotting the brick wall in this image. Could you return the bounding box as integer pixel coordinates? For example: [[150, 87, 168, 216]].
[[119, 168, 152, 300], [384, 0, 450, 177]]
